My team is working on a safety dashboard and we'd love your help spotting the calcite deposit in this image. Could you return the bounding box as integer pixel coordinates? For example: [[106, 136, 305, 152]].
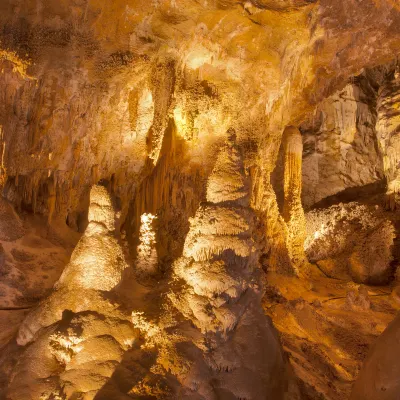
[[128, 132, 289, 398], [305, 202, 395, 284], [0, 0, 400, 399]]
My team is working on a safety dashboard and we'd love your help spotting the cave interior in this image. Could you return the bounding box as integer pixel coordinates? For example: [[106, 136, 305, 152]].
[[1, 1, 400, 399]]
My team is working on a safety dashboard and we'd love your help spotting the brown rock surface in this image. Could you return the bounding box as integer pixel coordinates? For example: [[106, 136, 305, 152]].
[[351, 312, 400, 400], [0, 0, 400, 399], [301, 80, 384, 209]]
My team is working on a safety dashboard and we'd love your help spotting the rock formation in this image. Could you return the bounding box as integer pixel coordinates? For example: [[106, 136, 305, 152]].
[[351, 313, 400, 400], [376, 67, 400, 210], [17, 185, 128, 346], [136, 212, 159, 278], [1, 0, 400, 399], [130, 130, 289, 399], [301, 80, 384, 209], [5, 185, 137, 400], [305, 202, 395, 284], [282, 126, 308, 273]]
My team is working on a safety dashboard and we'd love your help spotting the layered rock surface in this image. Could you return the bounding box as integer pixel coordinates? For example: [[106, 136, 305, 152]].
[[376, 68, 400, 209], [301, 80, 384, 209]]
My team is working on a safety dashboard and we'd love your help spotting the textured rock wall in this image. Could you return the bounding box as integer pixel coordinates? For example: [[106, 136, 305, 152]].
[[127, 120, 207, 275], [301, 78, 384, 209], [1, 1, 400, 398]]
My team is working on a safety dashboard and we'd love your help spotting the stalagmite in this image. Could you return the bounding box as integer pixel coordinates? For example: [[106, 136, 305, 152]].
[[376, 69, 400, 210], [136, 212, 158, 277], [17, 184, 128, 346], [282, 126, 308, 273], [7, 184, 135, 400], [130, 129, 289, 399]]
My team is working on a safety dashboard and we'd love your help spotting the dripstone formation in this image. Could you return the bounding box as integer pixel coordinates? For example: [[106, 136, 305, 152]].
[[1, 1, 400, 399]]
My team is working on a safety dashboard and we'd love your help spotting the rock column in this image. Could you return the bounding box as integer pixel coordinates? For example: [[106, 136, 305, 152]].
[[282, 126, 307, 273], [130, 129, 288, 399], [376, 70, 400, 210]]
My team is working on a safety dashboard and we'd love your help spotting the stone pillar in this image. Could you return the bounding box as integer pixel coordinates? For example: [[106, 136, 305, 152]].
[[376, 70, 400, 210], [282, 126, 307, 273], [136, 212, 158, 278]]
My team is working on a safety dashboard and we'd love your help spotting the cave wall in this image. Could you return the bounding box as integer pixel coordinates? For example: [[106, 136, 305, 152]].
[[301, 77, 384, 209], [376, 67, 400, 208]]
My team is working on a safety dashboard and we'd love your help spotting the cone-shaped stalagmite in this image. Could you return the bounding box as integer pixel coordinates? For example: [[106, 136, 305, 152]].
[[130, 129, 288, 399], [282, 126, 307, 273], [8, 185, 136, 400], [17, 185, 128, 346]]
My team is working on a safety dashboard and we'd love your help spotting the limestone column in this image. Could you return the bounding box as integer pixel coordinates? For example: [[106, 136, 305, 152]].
[[282, 126, 307, 273], [376, 69, 400, 210], [136, 212, 158, 277]]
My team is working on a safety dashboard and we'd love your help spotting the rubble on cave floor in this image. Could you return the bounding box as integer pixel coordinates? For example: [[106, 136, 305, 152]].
[[264, 271, 399, 400]]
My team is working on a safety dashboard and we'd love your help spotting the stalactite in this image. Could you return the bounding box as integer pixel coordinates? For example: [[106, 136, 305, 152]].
[[282, 126, 308, 273], [148, 60, 176, 164], [128, 119, 205, 273]]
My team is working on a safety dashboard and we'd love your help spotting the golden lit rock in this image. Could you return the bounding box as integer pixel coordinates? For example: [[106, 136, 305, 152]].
[[136, 212, 158, 277], [1, 0, 400, 398], [17, 185, 128, 346], [282, 126, 307, 273]]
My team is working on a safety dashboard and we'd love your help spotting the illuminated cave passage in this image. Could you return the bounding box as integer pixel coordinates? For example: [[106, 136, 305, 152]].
[[1, 1, 400, 400]]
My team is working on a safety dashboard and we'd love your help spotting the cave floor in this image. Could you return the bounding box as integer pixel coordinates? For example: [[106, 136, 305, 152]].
[[264, 271, 399, 400], [0, 191, 400, 399]]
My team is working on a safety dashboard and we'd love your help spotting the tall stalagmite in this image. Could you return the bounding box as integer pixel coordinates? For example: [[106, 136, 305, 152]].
[[7, 185, 136, 399], [282, 126, 307, 273], [130, 129, 289, 399], [17, 185, 128, 346], [376, 68, 400, 210]]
